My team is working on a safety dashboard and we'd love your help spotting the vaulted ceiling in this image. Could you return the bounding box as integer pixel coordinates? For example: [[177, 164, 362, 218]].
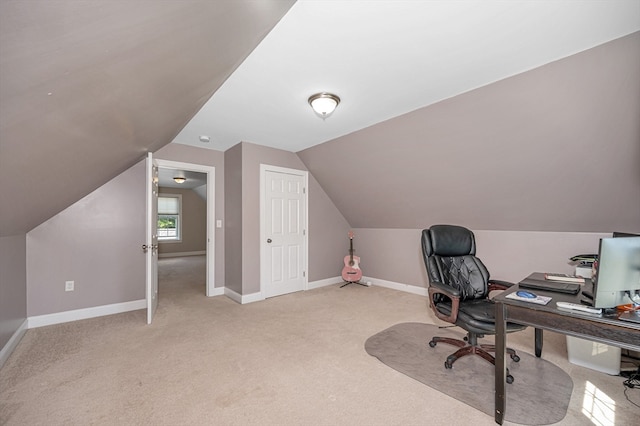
[[174, 1, 640, 152], [0, 0, 295, 237], [1, 0, 639, 237]]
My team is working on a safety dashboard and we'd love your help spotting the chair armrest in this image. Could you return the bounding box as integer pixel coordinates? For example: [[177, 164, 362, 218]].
[[428, 284, 460, 324], [430, 280, 462, 297], [488, 279, 516, 292]]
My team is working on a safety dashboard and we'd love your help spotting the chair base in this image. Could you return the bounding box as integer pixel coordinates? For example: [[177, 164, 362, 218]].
[[429, 334, 519, 383]]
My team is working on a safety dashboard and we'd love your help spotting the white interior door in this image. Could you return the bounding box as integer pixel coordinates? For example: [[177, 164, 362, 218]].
[[261, 165, 308, 298], [145, 153, 159, 324]]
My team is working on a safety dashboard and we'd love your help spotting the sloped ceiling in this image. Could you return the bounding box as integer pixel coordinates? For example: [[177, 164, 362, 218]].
[[0, 0, 295, 237], [1, 1, 638, 237], [298, 31, 640, 233], [174, 0, 640, 152]]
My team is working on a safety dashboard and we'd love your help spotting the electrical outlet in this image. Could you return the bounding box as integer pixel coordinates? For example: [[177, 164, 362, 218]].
[[65, 281, 74, 292], [216, 220, 222, 228]]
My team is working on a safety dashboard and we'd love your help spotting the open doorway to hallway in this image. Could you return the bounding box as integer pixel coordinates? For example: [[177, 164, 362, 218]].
[[154, 160, 216, 298]]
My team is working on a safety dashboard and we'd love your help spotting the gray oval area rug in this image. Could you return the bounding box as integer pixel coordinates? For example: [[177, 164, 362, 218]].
[[364, 322, 573, 425]]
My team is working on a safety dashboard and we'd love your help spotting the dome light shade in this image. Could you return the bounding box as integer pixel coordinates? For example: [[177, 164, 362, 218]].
[[173, 177, 186, 184], [308, 92, 340, 118]]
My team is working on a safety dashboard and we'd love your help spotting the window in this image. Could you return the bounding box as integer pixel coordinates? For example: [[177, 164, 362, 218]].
[[158, 194, 182, 241]]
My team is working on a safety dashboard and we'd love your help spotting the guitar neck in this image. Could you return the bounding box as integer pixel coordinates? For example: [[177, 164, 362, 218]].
[[349, 238, 354, 260]]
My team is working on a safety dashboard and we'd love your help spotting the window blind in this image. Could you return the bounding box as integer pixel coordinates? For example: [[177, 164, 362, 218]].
[[158, 196, 179, 214]]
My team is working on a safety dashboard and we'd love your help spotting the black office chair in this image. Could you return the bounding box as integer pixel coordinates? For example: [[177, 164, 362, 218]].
[[421, 225, 525, 383]]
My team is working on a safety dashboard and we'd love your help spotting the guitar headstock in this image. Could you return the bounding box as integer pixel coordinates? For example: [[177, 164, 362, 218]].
[[348, 230, 355, 240]]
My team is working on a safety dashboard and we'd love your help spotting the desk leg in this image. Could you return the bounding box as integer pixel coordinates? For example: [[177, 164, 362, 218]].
[[535, 328, 543, 357], [495, 301, 506, 424]]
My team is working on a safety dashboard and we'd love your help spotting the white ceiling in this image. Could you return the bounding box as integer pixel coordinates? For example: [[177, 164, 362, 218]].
[[172, 0, 640, 153], [157, 168, 207, 189]]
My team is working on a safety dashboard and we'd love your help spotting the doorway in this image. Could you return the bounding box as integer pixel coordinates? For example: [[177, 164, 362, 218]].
[[260, 164, 308, 298], [155, 159, 216, 297]]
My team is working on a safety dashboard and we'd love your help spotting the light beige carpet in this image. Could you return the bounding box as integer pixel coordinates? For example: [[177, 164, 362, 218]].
[[1, 256, 639, 425], [365, 322, 573, 425]]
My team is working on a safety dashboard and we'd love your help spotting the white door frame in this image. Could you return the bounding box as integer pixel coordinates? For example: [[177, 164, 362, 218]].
[[155, 159, 216, 296], [260, 164, 309, 297]]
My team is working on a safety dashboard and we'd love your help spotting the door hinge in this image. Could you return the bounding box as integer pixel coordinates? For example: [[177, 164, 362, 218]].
[[303, 271, 306, 277], [303, 187, 306, 194], [303, 229, 306, 236]]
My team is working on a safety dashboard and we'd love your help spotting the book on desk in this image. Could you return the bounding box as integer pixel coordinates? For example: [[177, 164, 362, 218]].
[[518, 272, 582, 294], [544, 272, 585, 283]]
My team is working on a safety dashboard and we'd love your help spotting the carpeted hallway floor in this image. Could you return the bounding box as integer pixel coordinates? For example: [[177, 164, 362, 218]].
[[1, 256, 638, 425]]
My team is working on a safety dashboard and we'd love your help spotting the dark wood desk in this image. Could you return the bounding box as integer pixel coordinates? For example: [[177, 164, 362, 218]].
[[493, 284, 640, 425]]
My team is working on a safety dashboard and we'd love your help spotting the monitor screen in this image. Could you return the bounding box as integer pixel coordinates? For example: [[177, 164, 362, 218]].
[[592, 236, 640, 309]]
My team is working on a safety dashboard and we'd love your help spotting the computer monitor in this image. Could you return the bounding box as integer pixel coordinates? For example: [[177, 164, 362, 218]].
[[612, 231, 640, 238], [592, 236, 640, 309]]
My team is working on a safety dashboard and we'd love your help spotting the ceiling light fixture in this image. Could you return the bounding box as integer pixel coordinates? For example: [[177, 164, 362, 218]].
[[308, 92, 340, 118], [173, 177, 186, 184], [199, 135, 210, 143]]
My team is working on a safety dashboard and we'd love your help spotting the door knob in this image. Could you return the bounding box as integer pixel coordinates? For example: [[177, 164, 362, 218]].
[[267, 239, 272, 243]]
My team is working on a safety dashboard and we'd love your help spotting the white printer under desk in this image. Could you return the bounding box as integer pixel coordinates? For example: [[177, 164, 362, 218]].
[[566, 265, 621, 375]]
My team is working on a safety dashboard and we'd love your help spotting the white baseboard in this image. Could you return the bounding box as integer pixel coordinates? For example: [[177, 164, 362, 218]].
[[362, 276, 428, 297], [224, 288, 264, 304], [20, 277, 424, 331], [308, 276, 342, 290], [28, 299, 146, 329], [158, 251, 206, 258], [308, 275, 427, 296], [224, 288, 242, 303], [226, 277, 341, 302], [241, 291, 265, 304], [208, 286, 225, 297], [0, 319, 28, 369]]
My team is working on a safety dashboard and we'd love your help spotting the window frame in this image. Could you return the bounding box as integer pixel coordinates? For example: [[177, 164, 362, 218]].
[[157, 193, 182, 243]]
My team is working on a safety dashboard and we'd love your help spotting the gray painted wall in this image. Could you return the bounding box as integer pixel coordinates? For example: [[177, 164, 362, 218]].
[[297, 32, 640, 234], [224, 144, 243, 294], [354, 228, 610, 290], [0, 235, 27, 349], [307, 172, 351, 281], [26, 161, 146, 317]]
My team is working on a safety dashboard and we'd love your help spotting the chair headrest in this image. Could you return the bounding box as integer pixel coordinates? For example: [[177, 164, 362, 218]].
[[422, 225, 476, 257]]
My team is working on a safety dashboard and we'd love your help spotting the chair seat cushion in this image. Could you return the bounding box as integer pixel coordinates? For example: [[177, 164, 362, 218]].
[[435, 299, 526, 335]]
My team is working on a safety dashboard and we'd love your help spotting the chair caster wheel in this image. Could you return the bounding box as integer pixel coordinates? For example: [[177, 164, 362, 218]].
[[429, 340, 437, 348], [445, 356, 455, 369], [511, 354, 520, 362], [507, 374, 514, 384]]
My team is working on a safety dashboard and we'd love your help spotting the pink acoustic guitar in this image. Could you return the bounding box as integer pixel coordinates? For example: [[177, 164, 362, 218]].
[[341, 231, 363, 283]]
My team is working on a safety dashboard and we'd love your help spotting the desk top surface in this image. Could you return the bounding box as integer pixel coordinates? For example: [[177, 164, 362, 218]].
[[494, 278, 640, 332]]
